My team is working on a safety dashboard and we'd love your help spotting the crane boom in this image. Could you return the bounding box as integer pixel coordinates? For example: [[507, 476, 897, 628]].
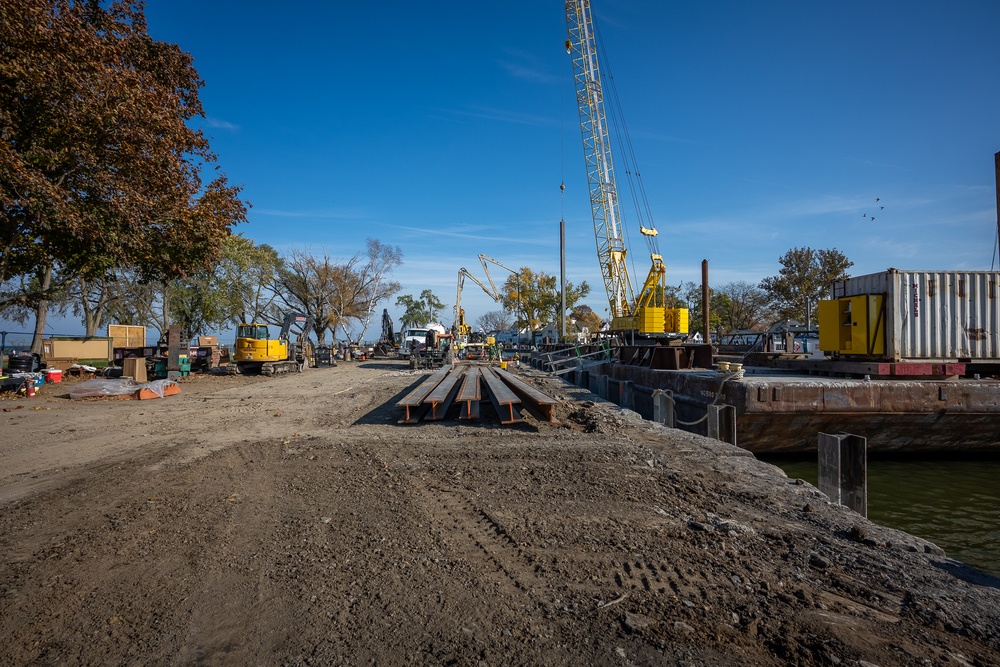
[[566, 1, 687, 336], [565, 0, 634, 322], [453, 254, 518, 338]]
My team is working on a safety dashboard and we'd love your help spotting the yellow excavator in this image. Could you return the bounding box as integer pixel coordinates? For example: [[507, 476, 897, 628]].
[[230, 312, 314, 376]]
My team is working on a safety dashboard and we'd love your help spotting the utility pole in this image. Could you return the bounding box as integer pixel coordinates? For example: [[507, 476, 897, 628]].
[[560, 218, 567, 340]]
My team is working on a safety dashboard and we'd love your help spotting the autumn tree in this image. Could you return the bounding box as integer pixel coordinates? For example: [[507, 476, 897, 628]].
[[715, 281, 774, 333], [1, 0, 247, 349], [498, 268, 590, 331], [277, 250, 344, 345], [395, 290, 445, 330], [566, 304, 603, 339], [213, 235, 284, 325], [760, 247, 853, 327]]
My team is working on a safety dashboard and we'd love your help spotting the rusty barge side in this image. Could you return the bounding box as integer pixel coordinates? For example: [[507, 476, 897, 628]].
[[560, 361, 1000, 454]]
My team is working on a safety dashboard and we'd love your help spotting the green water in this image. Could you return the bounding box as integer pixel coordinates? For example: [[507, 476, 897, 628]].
[[764, 457, 1000, 578]]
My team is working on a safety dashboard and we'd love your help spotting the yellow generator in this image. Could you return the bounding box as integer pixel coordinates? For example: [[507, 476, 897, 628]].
[[818, 295, 885, 356], [231, 312, 314, 376]]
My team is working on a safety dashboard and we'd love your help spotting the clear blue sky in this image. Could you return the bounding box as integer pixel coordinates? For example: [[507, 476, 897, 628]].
[[8, 0, 1000, 341]]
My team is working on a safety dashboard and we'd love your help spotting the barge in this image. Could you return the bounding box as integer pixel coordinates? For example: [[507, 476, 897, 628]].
[[536, 269, 1000, 454]]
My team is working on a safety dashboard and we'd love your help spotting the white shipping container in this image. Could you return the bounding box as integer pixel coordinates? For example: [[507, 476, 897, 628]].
[[830, 269, 1000, 361]]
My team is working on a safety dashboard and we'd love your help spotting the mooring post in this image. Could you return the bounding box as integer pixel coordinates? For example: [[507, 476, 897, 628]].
[[652, 389, 675, 427], [707, 404, 737, 445], [817, 432, 868, 517]]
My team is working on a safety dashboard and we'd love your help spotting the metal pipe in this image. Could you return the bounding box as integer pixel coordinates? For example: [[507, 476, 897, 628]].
[[995, 152, 1000, 269], [701, 259, 710, 341]]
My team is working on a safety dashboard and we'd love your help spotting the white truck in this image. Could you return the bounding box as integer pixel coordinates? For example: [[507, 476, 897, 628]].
[[398, 323, 446, 359]]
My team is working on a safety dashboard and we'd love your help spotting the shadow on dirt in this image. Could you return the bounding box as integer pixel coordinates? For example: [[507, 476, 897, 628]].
[[353, 360, 410, 372], [933, 560, 1000, 589]]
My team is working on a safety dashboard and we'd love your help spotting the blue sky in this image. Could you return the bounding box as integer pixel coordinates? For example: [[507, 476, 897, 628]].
[[8, 0, 1000, 341]]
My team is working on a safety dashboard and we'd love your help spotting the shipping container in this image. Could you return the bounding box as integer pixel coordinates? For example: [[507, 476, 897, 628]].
[[824, 269, 1000, 361]]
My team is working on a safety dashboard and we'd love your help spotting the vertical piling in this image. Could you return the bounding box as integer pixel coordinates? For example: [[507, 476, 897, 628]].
[[818, 432, 868, 517], [652, 390, 675, 427], [597, 374, 608, 400], [707, 404, 737, 445]]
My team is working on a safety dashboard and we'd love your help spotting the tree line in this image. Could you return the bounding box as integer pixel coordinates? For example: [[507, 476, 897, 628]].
[[392, 245, 853, 341]]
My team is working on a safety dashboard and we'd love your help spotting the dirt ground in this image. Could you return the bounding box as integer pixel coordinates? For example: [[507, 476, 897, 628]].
[[1, 359, 999, 666]]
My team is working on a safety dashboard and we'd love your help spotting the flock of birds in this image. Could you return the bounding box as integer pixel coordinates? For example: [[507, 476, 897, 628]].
[[863, 197, 885, 222]]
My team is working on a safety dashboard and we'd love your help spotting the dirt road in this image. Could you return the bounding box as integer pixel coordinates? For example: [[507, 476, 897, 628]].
[[1, 360, 998, 665]]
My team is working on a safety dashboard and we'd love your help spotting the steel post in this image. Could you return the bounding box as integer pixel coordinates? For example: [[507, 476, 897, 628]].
[[707, 403, 737, 445], [818, 432, 868, 517]]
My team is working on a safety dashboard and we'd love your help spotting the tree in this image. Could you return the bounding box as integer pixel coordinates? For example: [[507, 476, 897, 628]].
[[474, 309, 513, 333], [760, 247, 853, 327], [277, 250, 343, 344], [715, 281, 774, 333], [1, 0, 247, 348], [567, 304, 603, 339], [395, 290, 445, 330], [681, 281, 728, 338], [346, 239, 403, 342], [497, 268, 589, 331], [214, 235, 284, 325]]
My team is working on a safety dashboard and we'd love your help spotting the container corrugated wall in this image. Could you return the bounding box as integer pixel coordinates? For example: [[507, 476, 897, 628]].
[[830, 270, 1000, 360]]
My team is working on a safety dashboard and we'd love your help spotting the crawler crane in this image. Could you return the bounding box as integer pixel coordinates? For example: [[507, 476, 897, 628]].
[[565, 0, 688, 337]]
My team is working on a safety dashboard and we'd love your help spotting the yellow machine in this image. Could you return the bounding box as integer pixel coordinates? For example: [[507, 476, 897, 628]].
[[566, 1, 688, 337], [818, 295, 885, 356], [231, 312, 314, 376]]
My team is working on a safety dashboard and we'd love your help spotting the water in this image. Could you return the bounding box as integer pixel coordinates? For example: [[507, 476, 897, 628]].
[[764, 456, 1000, 577]]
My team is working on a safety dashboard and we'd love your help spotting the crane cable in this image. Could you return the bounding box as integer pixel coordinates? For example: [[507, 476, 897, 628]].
[[593, 19, 660, 264]]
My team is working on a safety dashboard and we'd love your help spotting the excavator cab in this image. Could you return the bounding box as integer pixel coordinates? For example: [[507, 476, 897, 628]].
[[231, 313, 313, 376]]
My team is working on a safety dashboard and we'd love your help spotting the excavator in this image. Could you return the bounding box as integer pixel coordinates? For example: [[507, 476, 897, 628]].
[[566, 0, 688, 337], [230, 312, 314, 376]]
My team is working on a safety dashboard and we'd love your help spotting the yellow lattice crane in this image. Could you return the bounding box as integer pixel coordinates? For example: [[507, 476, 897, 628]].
[[565, 0, 688, 336]]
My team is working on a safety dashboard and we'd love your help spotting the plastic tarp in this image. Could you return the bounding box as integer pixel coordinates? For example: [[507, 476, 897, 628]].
[[70, 378, 179, 399]]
